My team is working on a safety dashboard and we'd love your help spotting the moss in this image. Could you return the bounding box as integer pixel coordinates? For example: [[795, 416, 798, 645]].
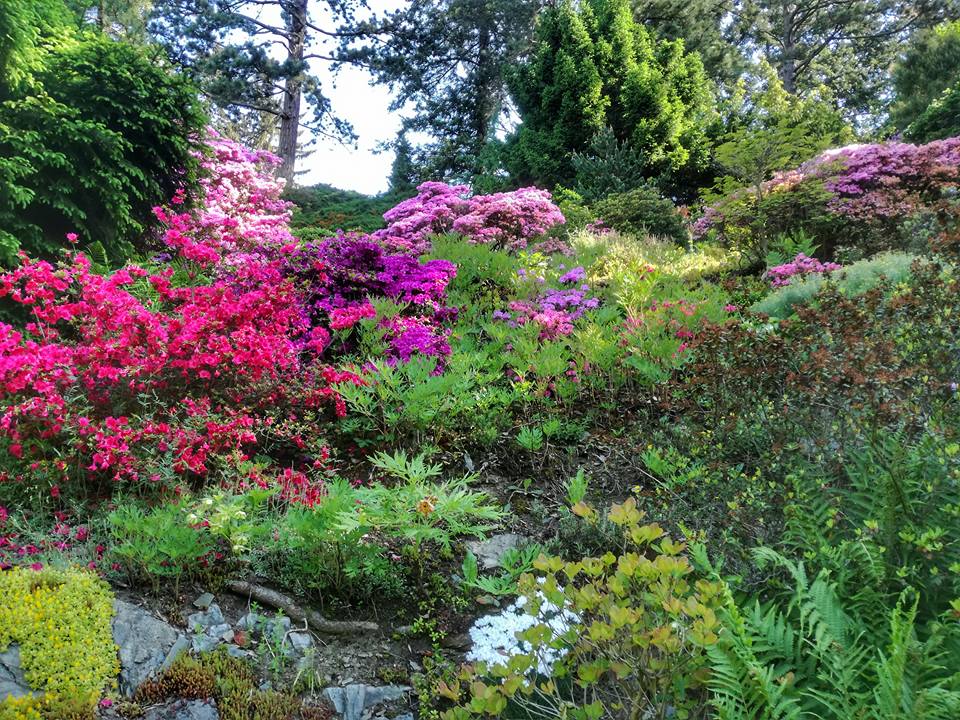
[[0, 567, 118, 720], [137, 648, 332, 720]]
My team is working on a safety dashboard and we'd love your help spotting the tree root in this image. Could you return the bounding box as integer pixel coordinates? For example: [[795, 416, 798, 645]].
[[227, 580, 379, 635]]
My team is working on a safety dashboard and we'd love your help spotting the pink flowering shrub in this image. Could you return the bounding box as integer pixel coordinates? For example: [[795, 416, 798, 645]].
[[0, 134, 364, 502], [153, 131, 297, 265], [695, 137, 960, 260], [373, 182, 565, 254], [493, 266, 599, 341], [765, 253, 841, 287]]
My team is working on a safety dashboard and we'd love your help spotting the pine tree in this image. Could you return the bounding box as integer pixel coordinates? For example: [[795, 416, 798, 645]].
[[148, 0, 360, 183]]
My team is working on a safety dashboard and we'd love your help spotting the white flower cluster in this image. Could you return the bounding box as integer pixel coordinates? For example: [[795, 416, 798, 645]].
[[466, 593, 579, 675]]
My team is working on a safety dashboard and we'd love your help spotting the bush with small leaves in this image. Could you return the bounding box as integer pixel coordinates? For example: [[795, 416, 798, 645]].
[[439, 498, 724, 720]]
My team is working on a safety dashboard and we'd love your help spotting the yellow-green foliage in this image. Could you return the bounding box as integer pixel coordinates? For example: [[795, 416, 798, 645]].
[[0, 567, 118, 720], [576, 230, 738, 286], [440, 498, 724, 720]]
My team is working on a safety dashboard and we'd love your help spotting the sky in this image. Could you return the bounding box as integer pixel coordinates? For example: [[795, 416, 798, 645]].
[[298, 64, 402, 196], [296, 1, 407, 196]]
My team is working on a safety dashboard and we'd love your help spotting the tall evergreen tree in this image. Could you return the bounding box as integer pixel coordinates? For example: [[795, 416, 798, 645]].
[[148, 0, 360, 182], [507, 0, 714, 197], [387, 131, 419, 196], [631, 0, 745, 84], [891, 20, 960, 133], [340, 0, 543, 183], [732, 0, 958, 123]]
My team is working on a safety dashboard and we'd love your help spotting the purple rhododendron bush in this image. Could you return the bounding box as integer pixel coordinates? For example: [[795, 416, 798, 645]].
[[695, 137, 960, 262]]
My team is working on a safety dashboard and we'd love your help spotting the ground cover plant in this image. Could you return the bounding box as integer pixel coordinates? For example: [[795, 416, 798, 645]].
[[2, 3, 960, 718]]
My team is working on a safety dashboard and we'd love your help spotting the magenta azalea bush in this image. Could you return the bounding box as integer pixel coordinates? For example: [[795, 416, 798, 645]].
[[765, 253, 841, 287], [0, 132, 574, 501], [695, 137, 960, 261], [374, 181, 565, 254], [0, 136, 363, 502], [493, 266, 600, 340]]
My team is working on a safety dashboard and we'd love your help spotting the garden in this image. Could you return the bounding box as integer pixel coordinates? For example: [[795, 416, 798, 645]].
[[1, 1, 960, 719]]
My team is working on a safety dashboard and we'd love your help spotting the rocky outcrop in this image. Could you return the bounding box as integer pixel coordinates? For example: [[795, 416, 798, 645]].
[[113, 600, 185, 696]]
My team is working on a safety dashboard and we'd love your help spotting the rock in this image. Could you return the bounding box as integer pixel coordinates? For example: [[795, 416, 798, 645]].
[[466, 533, 525, 569], [236, 612, 262, 631], [193, 593, 215, 610], [224, 644, 248, 659], [0, 645, 35, 700], [142, 698, 219, 720], [191, 635, 220, 654], [264, 615, 291, 639], [186, 604, 225, 631], [324, 685, 410, 720], [161, 636, 191, 673], [288, 631, 313, 652], [113, 600, 183, 697], [219, 629, 235, 644], [205, 623, 232, 639], [440, 632, 471, 651]]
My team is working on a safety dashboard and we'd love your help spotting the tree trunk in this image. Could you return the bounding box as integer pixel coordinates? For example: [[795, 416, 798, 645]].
[[471, 14, 498, 174], [779, 1, 797, 93], [278, 0, 308, 184]]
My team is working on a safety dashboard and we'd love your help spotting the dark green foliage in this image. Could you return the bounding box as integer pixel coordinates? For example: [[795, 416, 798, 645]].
[[571, 126, 648, 202], [891, 20, 960, 133], [0, 30, 205, 264], [506, 0, 714, 198], [591, 185, 689, 243], [731, 0, 957, 126], [286, 184, 401, 240], [706, 549, 960, 720], [907, 81, 960, 142], [631, 0, 745, 84], [339, 0, 543, 182]]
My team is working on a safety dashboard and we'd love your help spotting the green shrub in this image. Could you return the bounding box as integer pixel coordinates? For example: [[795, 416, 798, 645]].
[[108, 503, 220, 596], [907, 81, 960, 143], [591, 185, 689, 246], [0, 31, 205, 264], [264, 454, 502, 601], [440, 498, 724, 720], [752, 252, 917, 318]]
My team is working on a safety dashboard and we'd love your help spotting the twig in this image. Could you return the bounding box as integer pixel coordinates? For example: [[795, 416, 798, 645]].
[[227, 580, 379, 635]]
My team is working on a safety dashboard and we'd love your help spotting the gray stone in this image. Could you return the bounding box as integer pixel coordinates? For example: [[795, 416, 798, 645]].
[[466, 533, 525, 569], [0, 645, 35, 700], [193, 592, 215, 610], [225, 644, 248, 659], [113, 600, 182, 697], [264, 615, 291, 638], [288, 631, 314, 651], [324, 685, 410, 720], [186, 604, 224, 631], [236, 612, 263, 631], [142, 699, 219, 720], [161, 635, 191, 673], [205, 622, 232, 638], [219, 629, 235, 644], [191, 635, 220, 654]]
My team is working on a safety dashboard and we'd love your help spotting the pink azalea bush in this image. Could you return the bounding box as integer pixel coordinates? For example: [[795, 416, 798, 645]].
[[765, 253, 841, 287], [0, 134, 359, 501], [493, 266, 600, 340], [374, 181, 565, 254]]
